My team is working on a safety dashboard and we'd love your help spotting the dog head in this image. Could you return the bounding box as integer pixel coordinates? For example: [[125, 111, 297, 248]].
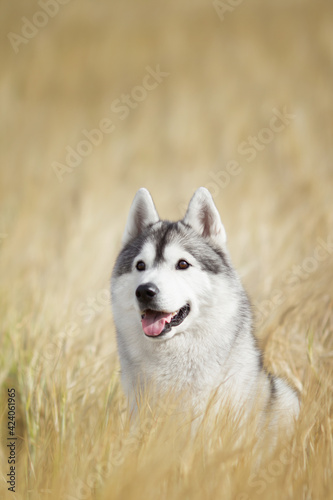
[[111, 188, 242, 343]]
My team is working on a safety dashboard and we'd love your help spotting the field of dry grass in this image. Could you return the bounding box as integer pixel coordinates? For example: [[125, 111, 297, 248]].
[[0, 0, 332, 498]]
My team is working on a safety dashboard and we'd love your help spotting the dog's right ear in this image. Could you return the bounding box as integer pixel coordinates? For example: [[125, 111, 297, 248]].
[[122, 188, 159, 246]]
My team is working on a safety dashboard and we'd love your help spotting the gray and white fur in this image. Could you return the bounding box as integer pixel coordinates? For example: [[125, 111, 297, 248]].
[[111, 187, 300, 426]]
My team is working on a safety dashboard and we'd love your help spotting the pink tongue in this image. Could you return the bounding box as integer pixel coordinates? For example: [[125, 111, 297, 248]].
[[142, 311, 173, 336]]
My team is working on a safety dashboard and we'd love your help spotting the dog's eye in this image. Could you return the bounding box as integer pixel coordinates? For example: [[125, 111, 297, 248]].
[[136, 261, 146, 271], [177, 260, 190, 270]]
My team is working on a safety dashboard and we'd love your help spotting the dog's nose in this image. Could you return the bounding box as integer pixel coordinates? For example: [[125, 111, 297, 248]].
[[136, 283, 159, 302]]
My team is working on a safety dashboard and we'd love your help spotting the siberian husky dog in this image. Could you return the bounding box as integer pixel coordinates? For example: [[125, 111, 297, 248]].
[[111, 187, 299, 426]]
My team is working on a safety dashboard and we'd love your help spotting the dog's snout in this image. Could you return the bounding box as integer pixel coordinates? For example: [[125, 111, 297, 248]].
[[136, 283, 159, 303]]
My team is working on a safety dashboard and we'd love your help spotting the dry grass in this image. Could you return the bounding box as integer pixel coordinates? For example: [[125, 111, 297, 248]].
[[0, 0, 333, 498]]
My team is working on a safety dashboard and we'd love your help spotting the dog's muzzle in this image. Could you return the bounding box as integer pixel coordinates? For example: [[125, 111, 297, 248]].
[[135, 283, 190, 338], [135, 282, 159, 308]]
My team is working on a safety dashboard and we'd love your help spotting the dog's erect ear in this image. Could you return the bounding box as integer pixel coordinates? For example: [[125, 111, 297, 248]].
[[183, 187, 227, 246], [122, 188, 159, 246]]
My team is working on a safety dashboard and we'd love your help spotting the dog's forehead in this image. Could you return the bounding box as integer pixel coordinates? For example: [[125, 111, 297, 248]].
[[140, 239, 189, 264], [113, 219, 231, 278], [140, 240, 156, 261], [141, 221, 184, 263]]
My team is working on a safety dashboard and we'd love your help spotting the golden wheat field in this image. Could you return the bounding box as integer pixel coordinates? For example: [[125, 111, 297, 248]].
[[1, 0, 333, 498]]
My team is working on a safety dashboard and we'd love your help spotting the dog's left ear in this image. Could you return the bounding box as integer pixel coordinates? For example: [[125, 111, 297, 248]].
[[183, 187, 227, 247], [122, 188, 159, 246]]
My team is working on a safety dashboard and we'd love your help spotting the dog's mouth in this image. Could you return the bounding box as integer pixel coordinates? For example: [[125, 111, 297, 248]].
[[141, 304, 190, 338]]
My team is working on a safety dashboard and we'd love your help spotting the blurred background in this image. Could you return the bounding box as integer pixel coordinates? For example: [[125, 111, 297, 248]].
[[0, 0, 333, 496], [1, 0, 333, 374]]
